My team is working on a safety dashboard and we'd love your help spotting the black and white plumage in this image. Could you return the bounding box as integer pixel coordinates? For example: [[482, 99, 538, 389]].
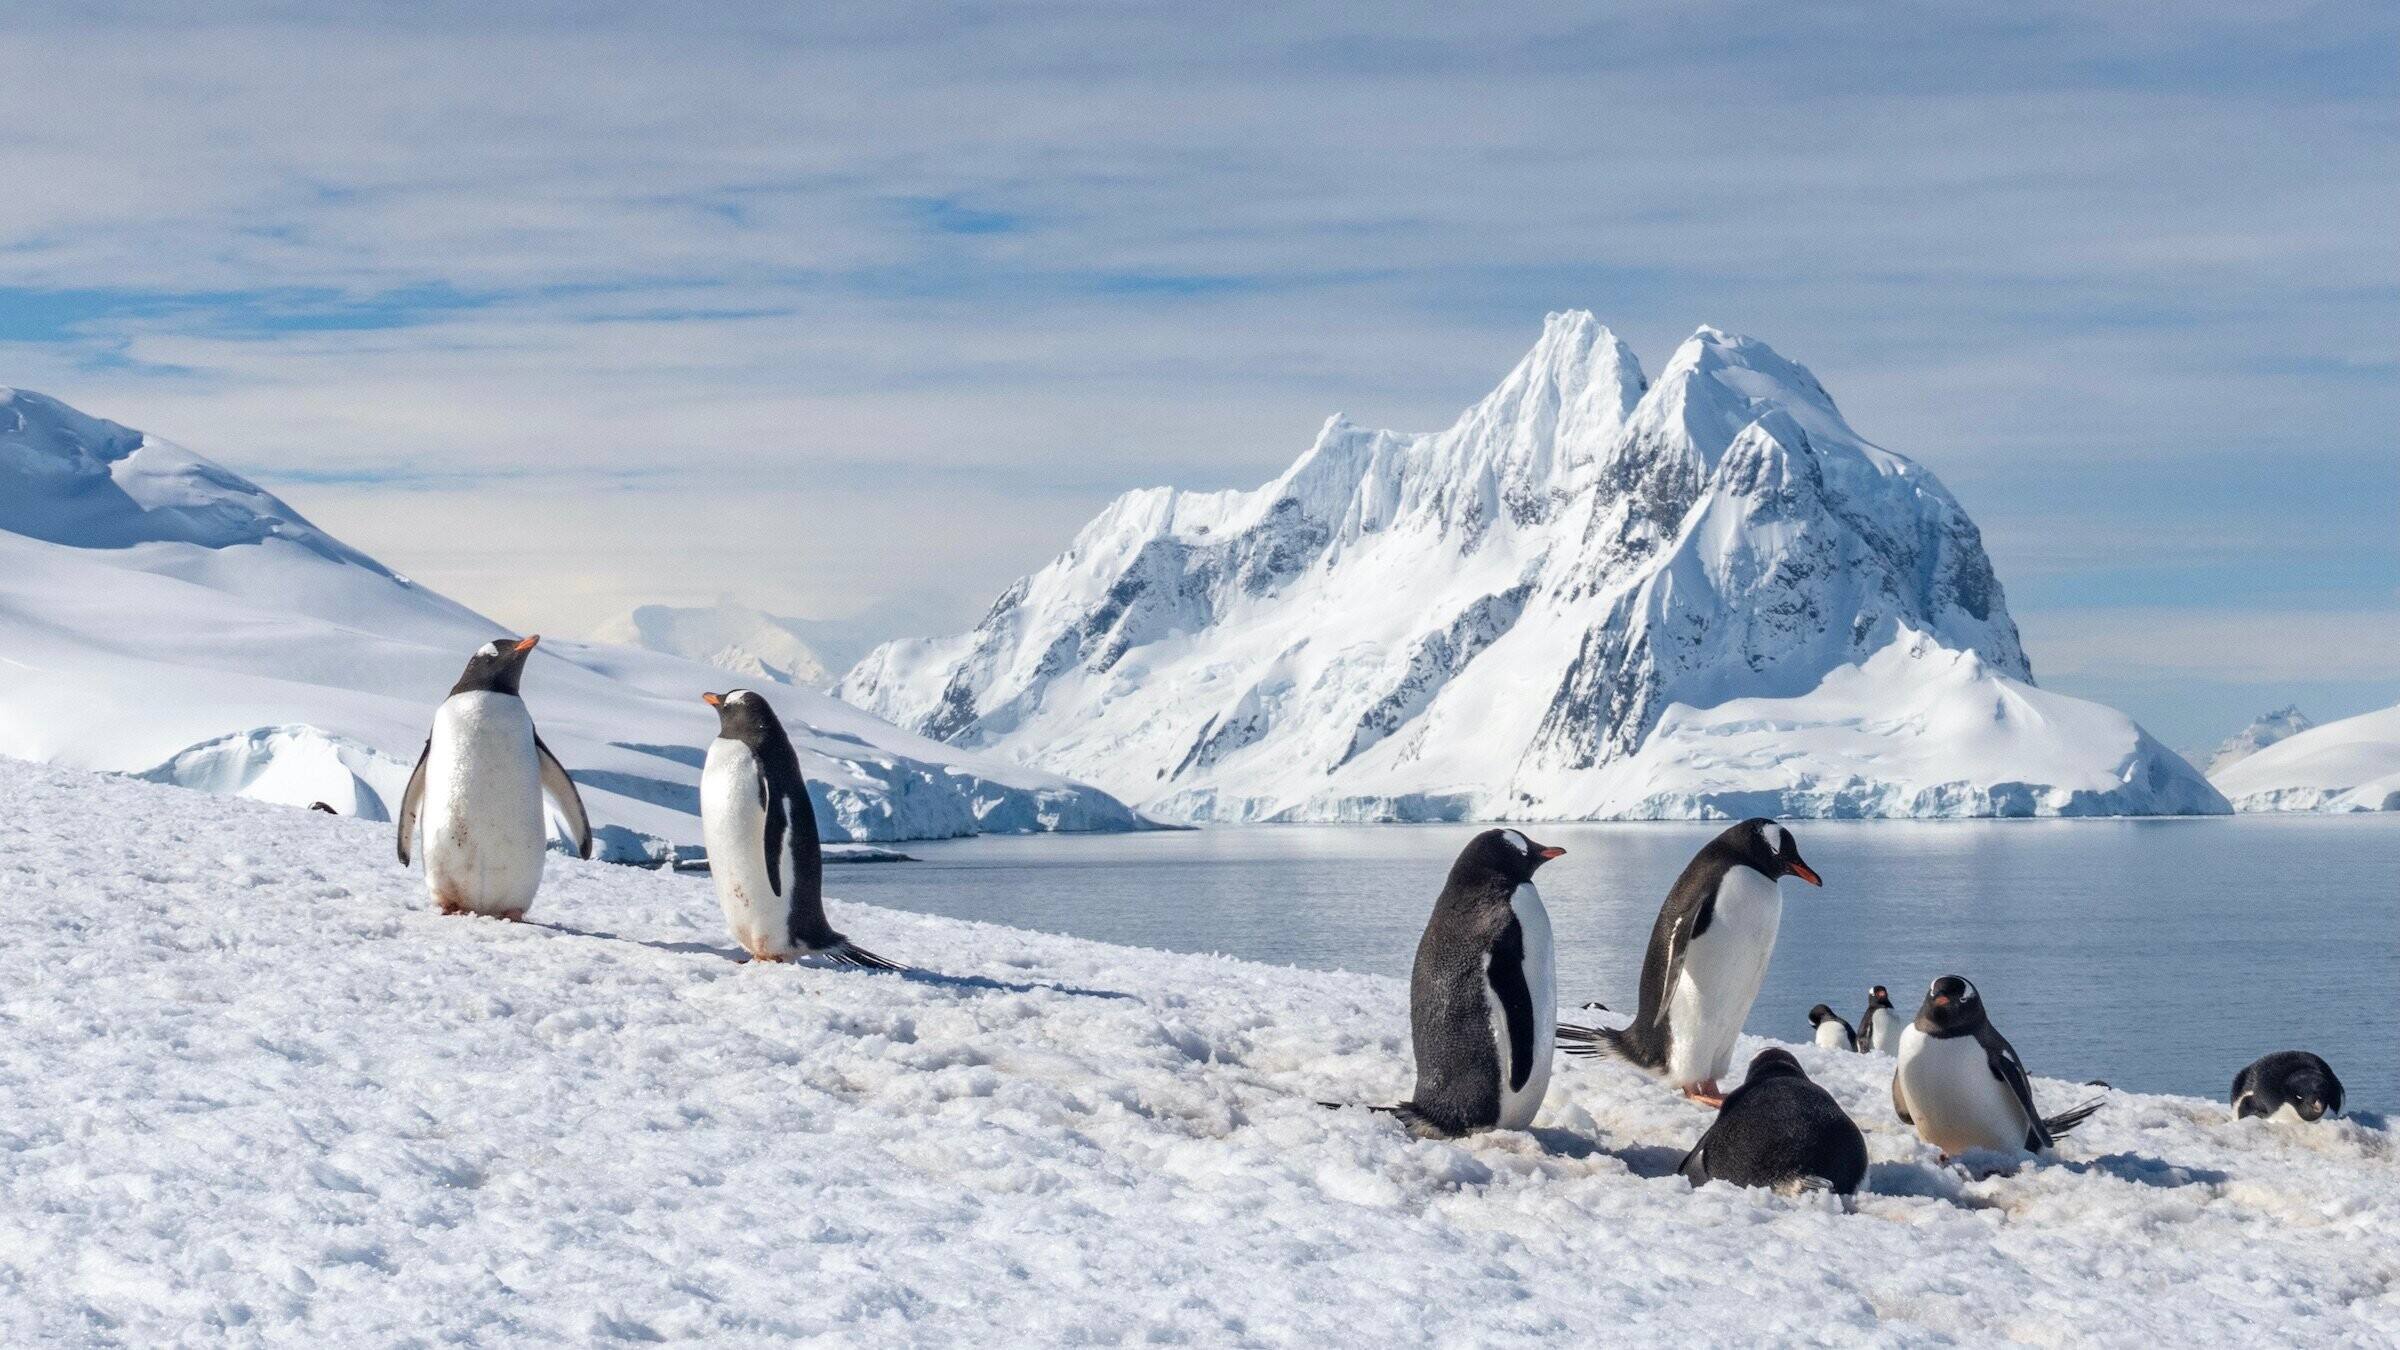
[[2231, 1051, 2344, 1122], [1557, 818, 1820, 1106], [1344, 829, 1564, 1138], [700, 690, 900, 970], [1859, 985, 1900, 1055], [1678, 1048, 1868, 1200], [1808, 1004, 1859, 1052], [1891, 976, 2102, 1159], [397, 636, 592, 919]]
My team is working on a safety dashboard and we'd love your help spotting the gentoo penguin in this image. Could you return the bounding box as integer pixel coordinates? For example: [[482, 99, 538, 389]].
[[1809, 1004, 1859, 1052], [397, 636, 591, 919], [1891, 975, 2102, 1160], [700, 690, 900, 969], [1859, 985, 1900, 1055], [1343, 829, 1564, 1137], [1678, 1048, 1868, 1201], [1557, 819, 1819, 1107], [2231, 1051, 2344, 1122]]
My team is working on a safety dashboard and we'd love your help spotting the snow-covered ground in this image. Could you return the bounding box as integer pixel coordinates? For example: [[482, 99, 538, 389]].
[[2, 755, 2388, 1345], [2212, 702, 2400, 813]]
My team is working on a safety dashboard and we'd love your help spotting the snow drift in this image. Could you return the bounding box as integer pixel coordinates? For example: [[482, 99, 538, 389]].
[[842, 314, 2225, 822], [0, 755, 2386, 1343], [0, 387, 1144, 856], [2211, 701, 2400, 813]]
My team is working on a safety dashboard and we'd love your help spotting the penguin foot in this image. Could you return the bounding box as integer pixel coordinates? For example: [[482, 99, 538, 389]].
[[500, 909, 526, 923], [1681, 1082, 1727, 1109]]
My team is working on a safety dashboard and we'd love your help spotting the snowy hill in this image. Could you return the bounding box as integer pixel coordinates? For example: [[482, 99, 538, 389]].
[[0, 755, 2388, 1343], [2211, 701, 2400, 812], [2205, 705, 2316, 777], [841, 314, 2225, 822], [0, 387, 1142, 856], [590, 601, 890, 689]]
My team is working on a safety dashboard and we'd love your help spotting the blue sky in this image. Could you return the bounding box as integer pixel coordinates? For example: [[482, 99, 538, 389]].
[[0, 1, 2392, 749]]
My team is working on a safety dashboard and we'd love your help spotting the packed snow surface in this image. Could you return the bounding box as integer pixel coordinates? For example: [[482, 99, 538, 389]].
[[2212, 701, 2400, 813], [1, 756, 2389, 1344], [842, 314, 2223, 822], [0, 387, 1142, 856]]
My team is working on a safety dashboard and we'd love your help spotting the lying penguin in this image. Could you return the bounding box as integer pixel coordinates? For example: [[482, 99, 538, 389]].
[[1558, 819, 1820, 1106], [700, 690, 901, 969], [1331, 829, 1565, 1138], [2231, 1051, 2344, 1122], [1808, 1004, 1859, 1052], [1891, 975, 2102, 1161], [397, 636, 592, 920], [1678, 1048, 1867, 1202]]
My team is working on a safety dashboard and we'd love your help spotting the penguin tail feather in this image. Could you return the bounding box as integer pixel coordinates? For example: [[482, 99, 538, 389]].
[[1557, 1021, 1659, 1068], [2042, 1095, 2107, 1139], [820, 941, 906, 972], [1317, 1101, 1457, 1139]]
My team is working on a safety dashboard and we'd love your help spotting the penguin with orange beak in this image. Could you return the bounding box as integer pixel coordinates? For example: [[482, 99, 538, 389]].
[[397, 635, 592, 919]]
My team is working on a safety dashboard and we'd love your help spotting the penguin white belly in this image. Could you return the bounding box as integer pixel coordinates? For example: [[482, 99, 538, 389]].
[[421, 692, 547, 916], [1485, 883, 1556, 1131], [1895, 1027, 2031, 1155], [701, 740, 795, 959], [1815, 1020, 1852, 1051], [1666, 868, 1781, 1086], [1869, 1008, 1902, 1055]]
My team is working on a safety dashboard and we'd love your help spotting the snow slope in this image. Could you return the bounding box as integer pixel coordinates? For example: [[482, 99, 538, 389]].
[[590, 602, 893, 690], [2211, 702, 2400, 813], [0, 755, 2388, 1345], [2205, 705, 2316, 777], [842, 314, 2224, 822], [0, 387, 1142, 857]]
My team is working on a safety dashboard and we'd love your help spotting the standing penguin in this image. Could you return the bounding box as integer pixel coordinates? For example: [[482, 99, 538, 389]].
[[2231, 1051, 2344, 1122], [397, 636, 592, 919], [1808, 1004, 1859, 1052], [1859, 985, 1901, 1055], [700, 690, 899, 969], [1678, 1048, 1868, 1201], [1341, 829, 1565, 1137], [1892, 975, 2102, 1160], [1558, 819, 1820, 1107]]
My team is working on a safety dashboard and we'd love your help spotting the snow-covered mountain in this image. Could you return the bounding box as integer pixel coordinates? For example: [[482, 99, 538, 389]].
[[590, 602, 893, 689], [841, 313, 2226, 821], [2210, 702, 2400, 812], [2203, 705, 2315, 777], [0, 387, 1144, 857]]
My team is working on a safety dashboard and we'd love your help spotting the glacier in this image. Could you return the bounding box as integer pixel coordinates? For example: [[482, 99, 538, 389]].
[[842, 313, 2227, 822], [2203, 704, 2316, 778], [0, 386, 1145, 856], [2210, 701, 2400, 813]]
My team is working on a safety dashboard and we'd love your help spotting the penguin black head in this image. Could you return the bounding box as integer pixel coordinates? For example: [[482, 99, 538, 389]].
[[2282, 1060, 2344, 1121], [702, 689, 783, 744], [1742, 1047, 1809, 1084], [1807, 1003, 1839, 1027], [1456, 828, 1565, 887], [450, 635, 540, 697], [1867, 984, 1892, 1010], [1914, 975, 1985, 1036], [1730, 818, 1821, 888]]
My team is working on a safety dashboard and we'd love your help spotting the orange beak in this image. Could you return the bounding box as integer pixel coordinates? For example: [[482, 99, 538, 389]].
[[1932, 995, 1952, 1007], [701, 692, 724, 707], [1536, 846, 1566, 860], [512, 635, 540, 654], [1787, 861, 1822, 887]]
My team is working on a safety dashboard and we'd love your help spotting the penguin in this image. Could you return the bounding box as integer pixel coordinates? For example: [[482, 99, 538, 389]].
[[1557, 818, 1819, 1107], [1891, 975, 2102, 1160], [1859, 985, 1900, 1055], [700, 690, 900, 969], [1338, 829, 1564, 1137], [1678, 1048, 1868, 1201], [397, 636, 591, 919], [1808, 1004, 1858, 1052], [2231, 1051, 2344, 1122]]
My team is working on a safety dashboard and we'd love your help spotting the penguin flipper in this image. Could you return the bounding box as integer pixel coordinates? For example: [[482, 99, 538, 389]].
[[1891, 1071, 1913, 1126], [395, 738, 430, 866], [533, 733, 594, 860], [1977, 1026, 2052, 1145], [1487, 917, 1537, 1092], [1676, 1143, 1708, 1186]]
